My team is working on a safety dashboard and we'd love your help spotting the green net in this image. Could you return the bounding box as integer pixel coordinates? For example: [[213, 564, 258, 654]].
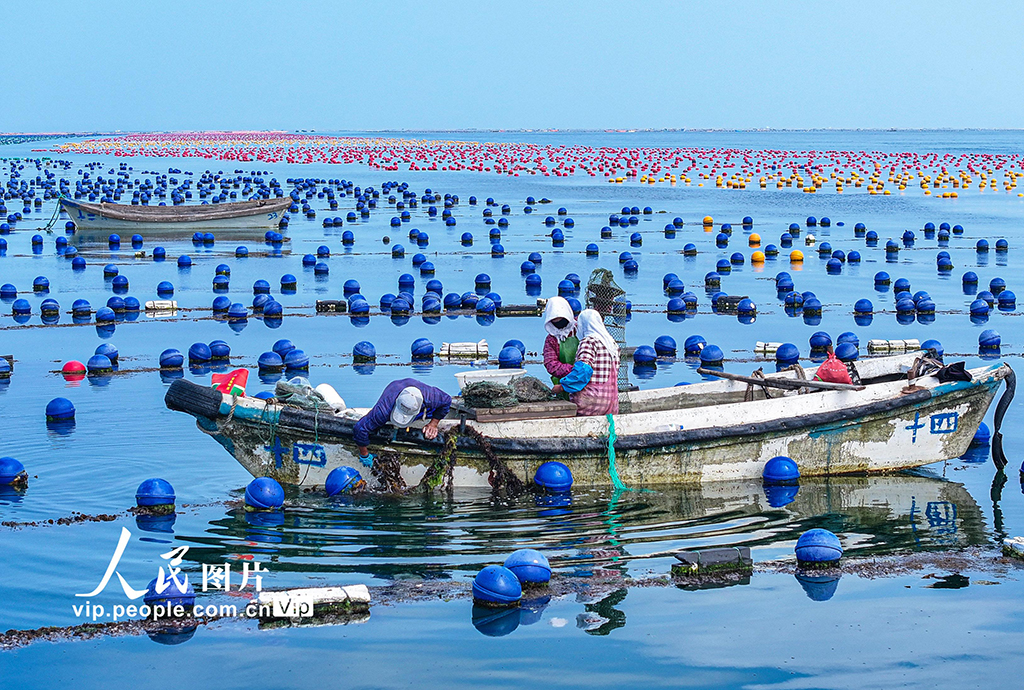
[[585, 268, 630, 391]]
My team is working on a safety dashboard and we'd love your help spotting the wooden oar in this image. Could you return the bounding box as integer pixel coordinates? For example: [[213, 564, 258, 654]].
[[696, 368, 865, 392]]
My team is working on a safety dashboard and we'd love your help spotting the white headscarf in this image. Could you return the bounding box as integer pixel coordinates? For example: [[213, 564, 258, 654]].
[[543, 296, 576, 341], [576, 309, 619, 359]]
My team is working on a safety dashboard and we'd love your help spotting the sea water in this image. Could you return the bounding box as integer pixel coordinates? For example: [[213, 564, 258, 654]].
[[1, 130, 1023, 689]]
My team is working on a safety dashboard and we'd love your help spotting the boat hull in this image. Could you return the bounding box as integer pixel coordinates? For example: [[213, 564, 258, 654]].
[[165, 361, 1010, 489], [60, 197, 290, 241]]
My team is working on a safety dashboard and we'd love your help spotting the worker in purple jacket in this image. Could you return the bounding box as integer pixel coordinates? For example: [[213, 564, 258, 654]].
[[353, 378, 452, 466]]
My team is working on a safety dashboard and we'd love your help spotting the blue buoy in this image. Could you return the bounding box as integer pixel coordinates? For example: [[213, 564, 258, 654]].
[[325, 466, 364, 496], [159, 349, 184, 368], [534, 461, 572, 493], [654, 335, 677, 356], [45, 397, 76, 421], [920, 339, 944, 360], [498, 346, 524, 369], [87, 354, 113, 373], [472, 565, 522, 607], [501, 340, 526, 358], [209, 340, 230, 360], [633, 345, 657, 365], [776, 343, 799, 365], [683, 335, 706, 356], [0, 457, 27, 485], [836, 332, 858, 348], [188, 342, 212, 363], [285, 349, 309, 369], [699, 344, 724, 365], [96, 343, 119, 364], [245, 477, 285, 510], [763, 456, 799, 484], [504, 549, 552, 585], [94, 306, 117, 322], [809, 332, 832, 350], [272, 339, 296, 358], [972, 422, 991, 446], [411, 338, 434, 360], [795, 529, 843, 564], [258, 351, 284, 372], [136, 478, 175, 507], [142, 575, 196, 609], [353, 340, 377, 362], [835, 342, 858, 362], [979, 329, 1001, 349]]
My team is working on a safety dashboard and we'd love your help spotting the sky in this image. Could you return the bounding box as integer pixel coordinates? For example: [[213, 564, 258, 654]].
[[8, 0, 1024, 132]]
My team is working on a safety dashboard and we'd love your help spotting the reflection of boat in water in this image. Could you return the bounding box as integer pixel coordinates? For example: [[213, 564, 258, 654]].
[[174, 472, 986, 585], [165, 353, 1012, 488], [60, 197, 290, 241]]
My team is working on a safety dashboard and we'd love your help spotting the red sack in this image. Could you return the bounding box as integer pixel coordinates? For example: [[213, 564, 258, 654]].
[[814, 353, 852, 385]]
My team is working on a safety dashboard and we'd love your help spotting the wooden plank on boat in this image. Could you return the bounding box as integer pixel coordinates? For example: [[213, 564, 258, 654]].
[[472, 400, 577, 422], [696, 368, 865, 391]]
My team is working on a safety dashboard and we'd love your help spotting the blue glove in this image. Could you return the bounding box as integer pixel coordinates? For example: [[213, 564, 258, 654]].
[[358, 453, 375, 468]]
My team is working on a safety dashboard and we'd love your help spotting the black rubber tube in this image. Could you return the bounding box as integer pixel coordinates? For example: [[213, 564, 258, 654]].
[[992, 367, 1015, 470]]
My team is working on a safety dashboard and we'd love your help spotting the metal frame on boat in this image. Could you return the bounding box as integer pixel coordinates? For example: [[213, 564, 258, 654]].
[[164, 352, 1014, 489]]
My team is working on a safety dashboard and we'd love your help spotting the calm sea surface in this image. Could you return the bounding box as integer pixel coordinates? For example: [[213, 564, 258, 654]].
[[2, 130, 1024, 690]]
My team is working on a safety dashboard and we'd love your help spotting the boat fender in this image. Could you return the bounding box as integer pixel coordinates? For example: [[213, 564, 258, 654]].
[[314, 383, 346, 413]]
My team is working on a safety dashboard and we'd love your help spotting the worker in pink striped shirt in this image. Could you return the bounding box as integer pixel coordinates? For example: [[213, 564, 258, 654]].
[[552, 309, 620, 416]]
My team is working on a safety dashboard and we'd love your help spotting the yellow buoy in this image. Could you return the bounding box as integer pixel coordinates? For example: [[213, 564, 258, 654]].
[[749, 233, 761, 247], [751, 251, 765, 263], [702, 216, 714, 226], [790, 250, 804, 262]]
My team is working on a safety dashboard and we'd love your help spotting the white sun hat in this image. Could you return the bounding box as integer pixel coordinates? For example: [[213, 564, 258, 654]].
[[390, 386, 424, 426]]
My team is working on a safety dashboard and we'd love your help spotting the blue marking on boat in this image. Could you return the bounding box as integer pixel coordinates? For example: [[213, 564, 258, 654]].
[[929, 412, 958, 434], [266, 436, 288, 469], [906, 412, 926, 443], [293, 442, 327, 467]]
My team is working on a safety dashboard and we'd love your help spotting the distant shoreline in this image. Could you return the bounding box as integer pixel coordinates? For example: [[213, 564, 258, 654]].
[[3, 128, 1024, 137]]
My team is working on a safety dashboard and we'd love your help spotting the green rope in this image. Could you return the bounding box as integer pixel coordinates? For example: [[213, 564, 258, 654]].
[[41, 195, 67, 234], [606, 414, 627, 491]]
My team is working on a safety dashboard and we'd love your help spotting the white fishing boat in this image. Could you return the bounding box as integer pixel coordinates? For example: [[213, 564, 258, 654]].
[[164, 352, 1014, 489], [59, 197, 291, 238]]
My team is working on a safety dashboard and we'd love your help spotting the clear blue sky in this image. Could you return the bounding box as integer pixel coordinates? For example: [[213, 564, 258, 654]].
[[11, 0, 1024, 132]]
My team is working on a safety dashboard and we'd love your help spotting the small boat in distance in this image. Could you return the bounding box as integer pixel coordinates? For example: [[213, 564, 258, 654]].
[[59, 197, 291, 240]]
